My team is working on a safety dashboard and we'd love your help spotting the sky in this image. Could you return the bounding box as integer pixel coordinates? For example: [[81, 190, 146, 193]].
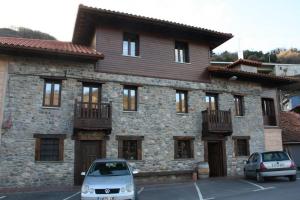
[[0, 0, 299, 53]]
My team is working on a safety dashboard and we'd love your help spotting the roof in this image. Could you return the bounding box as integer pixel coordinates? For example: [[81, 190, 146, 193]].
[[207, 65, 300, 85], [72, 4, 233, 49], [280, 112, 300, 143], [0, 37, 103, 61], [227, 59, 262, 68]]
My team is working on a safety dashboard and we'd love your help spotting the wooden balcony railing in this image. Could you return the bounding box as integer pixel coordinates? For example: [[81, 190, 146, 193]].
[[73, 99, 112, 131], [202, 109, 233, 136]]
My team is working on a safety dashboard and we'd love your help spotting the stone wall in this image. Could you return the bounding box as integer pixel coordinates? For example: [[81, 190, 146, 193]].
[[0, 57, 267, 187]]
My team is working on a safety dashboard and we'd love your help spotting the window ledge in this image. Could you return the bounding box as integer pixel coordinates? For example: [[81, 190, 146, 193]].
[[234, 115, 245, 118], [176, 112, 189, 115], [35, 161, 64, 163], [122, 54, 141, 58], [175, 61, 191, 65], [123, 111, 138, 113], [41, 106, 60, 110], [173, 158, 195, 161], [264, 125, 280, 129]]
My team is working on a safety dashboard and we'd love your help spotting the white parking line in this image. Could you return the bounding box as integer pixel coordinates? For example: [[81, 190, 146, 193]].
[[137, 187, 144, 194], [62, 191, 80, 200], [297, 178, 300, 180], [0, 196, 6, 199], [240, 180, 274, 192], [203, 198, 215, 200], [194, 182, 204, 200]]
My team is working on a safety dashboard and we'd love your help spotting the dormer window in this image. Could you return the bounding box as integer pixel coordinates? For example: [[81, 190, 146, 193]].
[[175, 41, 189, 63], [123, 32, 139, 56]]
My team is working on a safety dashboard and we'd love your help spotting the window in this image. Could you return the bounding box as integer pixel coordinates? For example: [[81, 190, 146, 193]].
[[261, 98, 276, 126], [233, 136, 250, 157], [43, 80, 62, 107], [175, 41, 189, 63], [123, 86, 137, 111], [176, 90, 188, 113], [34, 134, 65, 161], [205, 93, 218, 110], [117, 136, 143, 160], [123, 32, 139, 56], [234, 95, 244, 116], [174, 137, 194, 159]]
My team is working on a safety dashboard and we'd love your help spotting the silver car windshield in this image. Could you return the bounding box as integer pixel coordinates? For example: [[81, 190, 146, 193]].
[[262, 152, 289, 162], [88, 161, 130, 176]]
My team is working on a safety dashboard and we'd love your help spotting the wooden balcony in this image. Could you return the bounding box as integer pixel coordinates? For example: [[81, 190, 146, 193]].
[[73, 100, 112, 132], [202, 109, 233, 136]]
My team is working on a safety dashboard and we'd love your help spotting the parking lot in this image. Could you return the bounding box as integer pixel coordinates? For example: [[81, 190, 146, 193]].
[[1, 174, 300, 200]]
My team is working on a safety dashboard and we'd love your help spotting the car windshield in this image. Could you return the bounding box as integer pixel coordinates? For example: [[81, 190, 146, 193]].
[[87, 161, 130, 176], [262, 152, 289, 162]]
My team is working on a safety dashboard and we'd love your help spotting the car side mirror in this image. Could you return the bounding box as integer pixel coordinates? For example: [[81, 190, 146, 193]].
[[81, 172, 86, 176], [132, 169, 139, 175]]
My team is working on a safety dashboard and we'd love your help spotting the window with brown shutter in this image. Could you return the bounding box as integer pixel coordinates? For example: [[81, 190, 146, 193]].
[[123, 86, 138, 111], [174, 136, 194, 159], [116, 136, 143, 160], [176, 90, 188, 113], [261, 98, 276, 126], [233, 136, 250, 157], [123, 32, 139, 56], [43, 79, 62, 107], [34, 134, 65, 161], [234, 95, 244, 116]]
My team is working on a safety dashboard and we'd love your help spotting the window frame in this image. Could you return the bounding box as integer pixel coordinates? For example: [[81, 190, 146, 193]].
[[43, 79, 62, 107], [175, 41, 189, 63], [123, 32, 139, 57], [234, 95, 245, 116], [123, 85, 138, 111], [233, 136, 250, 157], [116, 136, 144, 161], [176, 90, 188, 113], [174, 136, 194, 159], [34, 134, 66, 161]]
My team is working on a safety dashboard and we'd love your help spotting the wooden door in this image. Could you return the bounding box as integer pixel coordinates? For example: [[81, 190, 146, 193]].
[[74, 140, 103, 185], [208, 141, 225, 177]]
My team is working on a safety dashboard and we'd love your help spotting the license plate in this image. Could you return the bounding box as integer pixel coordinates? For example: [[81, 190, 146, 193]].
[[100, 197, 115, 200], [271, 163, 284, 168]]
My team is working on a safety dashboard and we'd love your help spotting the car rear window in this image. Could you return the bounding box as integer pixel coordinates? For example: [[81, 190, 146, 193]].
[[88, 161, 130, 176], [262, 152, 289, 162]]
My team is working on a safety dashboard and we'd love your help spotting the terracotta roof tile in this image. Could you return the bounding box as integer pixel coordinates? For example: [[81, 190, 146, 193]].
[[207, 65, 300, 84], [227, 59, 262, 68], [280, 112, 300, 143], [0, 37, 103, 60]]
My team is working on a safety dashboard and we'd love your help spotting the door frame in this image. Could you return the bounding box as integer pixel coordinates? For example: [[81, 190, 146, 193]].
[[73, 131, 108, 185], [204, 139, 227, 177]]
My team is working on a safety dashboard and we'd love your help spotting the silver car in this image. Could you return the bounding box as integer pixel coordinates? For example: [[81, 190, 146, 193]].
[[81, 159, 139, 200], [244, 151, 297, 182]]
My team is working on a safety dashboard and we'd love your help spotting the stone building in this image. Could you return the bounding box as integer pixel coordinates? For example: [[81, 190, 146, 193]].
[[0, 5, 298, 188]]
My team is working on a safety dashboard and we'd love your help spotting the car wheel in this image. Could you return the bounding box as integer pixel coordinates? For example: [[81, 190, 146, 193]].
[[256, 172, 264, 182], [289, 175, 297, 182]]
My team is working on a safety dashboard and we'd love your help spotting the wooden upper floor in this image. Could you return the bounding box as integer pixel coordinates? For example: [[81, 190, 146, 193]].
[[72, 5, 233, 83]]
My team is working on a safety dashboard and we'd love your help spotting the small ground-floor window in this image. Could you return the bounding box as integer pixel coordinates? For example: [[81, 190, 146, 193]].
[[233, 136, 250, 157], [174, 136, 194, 159], [116, 135, 144, 160], [34, 134, 66, 161]]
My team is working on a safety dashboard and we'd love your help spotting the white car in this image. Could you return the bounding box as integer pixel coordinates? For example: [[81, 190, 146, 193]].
[[244, 151, 297, 182], [81, 159, 139, 200]]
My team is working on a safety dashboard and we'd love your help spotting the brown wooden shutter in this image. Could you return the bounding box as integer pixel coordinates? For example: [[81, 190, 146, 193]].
[[35, 138, 41, 161], [190, 140, 194, 158], [118, 140, 123, 158], [137, 140, 142, 160], [58, 138, 64, 161], [174, 140, 178, 159]]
